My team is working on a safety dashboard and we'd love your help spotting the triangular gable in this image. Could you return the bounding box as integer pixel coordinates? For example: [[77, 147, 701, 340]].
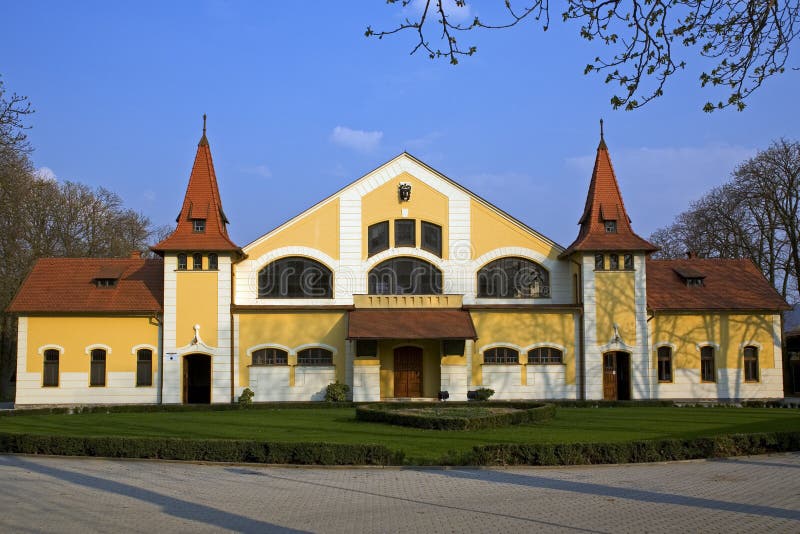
[[244, 152, 563, 254]]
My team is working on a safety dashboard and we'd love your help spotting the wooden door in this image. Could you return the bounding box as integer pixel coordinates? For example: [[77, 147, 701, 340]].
[[394, 346, 423, 397], [603, 352, 617, 400]]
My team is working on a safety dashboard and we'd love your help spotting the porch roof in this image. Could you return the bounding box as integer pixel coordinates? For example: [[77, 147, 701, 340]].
[[347, 309, 478, 340]]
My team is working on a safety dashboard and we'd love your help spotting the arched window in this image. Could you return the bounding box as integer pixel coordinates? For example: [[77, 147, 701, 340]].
[[208, 253, 218, 270], [90, 348, 106, 387], [252, 348, 288, 366], [368, 257, 442, 295], [43, 349, 59, 387], [744, 345, 759, 382], [258, 257, 333, 298], [700, 346, 715, 382], [177, 253, 187, 270], [297, 347, 333, 366], [528, 347, 563, 364], [657, 346, 672, 382], [136, 349, 153, 387], [193, 253, 202, 270], [483, 347, 519, 364], [477, 257, 550, 298]]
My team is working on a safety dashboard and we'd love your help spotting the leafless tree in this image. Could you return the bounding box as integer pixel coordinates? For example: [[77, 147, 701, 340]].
[[366, 0, 800, 111]]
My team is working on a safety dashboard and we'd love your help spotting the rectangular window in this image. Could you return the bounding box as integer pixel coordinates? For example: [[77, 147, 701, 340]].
[[177, 254, 187, 270], [193, 219, 206, 233], [394, 219, 416, 247], [208, 253, 218, 270], [193, 253, 202, 270], [421, 221, 443, 257], [442, 340, 465, 356], [657, 346, 672, 382], [609, 254, 619, 270], [136, 349, 153, 387], [595, 254, 605, 271], [700, 346, 715, 382], [356, 340, 378, 357], [623, 254, 634, 270], [368, 221, 389, 256], [43, 349, 59, 387], [605, 220, 617, 233], [744, 346, 759, 382], [90, 349, 106, 387]]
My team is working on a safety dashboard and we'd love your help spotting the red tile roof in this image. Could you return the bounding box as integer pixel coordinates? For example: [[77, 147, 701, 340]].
[[646, 258, 790, 312], [7, 258, 163, 314], [152, 127, 240, 253], [561, 135, 658, 257], [347, 309, 478, 340]]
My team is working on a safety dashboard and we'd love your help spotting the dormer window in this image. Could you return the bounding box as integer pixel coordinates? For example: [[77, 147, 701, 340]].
[[92, 265, 124, 288], [94, 278, 117, 288], [673, 267, 706, 287], [193, 219, 206, 233], [604, 220, 617, 233]]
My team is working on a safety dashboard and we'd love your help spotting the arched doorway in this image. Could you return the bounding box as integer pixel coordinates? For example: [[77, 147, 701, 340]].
[[602, 351, 631, 400], [184, 354, 211, 404], [394, 346, 423, 397]]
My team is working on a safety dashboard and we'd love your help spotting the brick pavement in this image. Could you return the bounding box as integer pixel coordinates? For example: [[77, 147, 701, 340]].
[[0, 453, 798, 533]]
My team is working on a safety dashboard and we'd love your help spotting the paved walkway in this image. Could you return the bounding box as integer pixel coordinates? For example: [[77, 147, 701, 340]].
[[1, 453, 799, 533]]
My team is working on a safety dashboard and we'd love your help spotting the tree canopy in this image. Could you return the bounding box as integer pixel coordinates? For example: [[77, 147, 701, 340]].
[[366, 0, 800, 111], [650, 139, 800, 303]]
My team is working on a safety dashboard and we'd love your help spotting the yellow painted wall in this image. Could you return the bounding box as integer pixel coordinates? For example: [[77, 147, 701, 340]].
[[594, 271, 636, 347], [237, 312, 347, 385], [470, 200, 559, 261], [651, 313, 777, 371], [246, 198, 340, 261], [470, 310, 577, 385], [176, 271, 218, 347], [26, 316, 158, 376], [377, 339, 442, 398], [361, 172, 449, 260]]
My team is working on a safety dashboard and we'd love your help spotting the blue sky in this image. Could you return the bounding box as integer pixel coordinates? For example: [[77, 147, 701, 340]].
[[2, 1, 798, 248]]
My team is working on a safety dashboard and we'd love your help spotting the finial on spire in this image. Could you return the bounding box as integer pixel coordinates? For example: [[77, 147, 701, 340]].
[[199, 113, 209, 147], [203, 114, 207, 135], [598, 118, 607, 150]]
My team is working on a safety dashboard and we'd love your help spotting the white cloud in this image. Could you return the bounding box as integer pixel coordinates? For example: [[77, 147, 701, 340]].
[[35, 166, 57, 182], [241, 164, 272, 178], [330, 126, 383, 152]]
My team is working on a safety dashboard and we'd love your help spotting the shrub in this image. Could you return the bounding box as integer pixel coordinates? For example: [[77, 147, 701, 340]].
[[467, 388, 495, 401], [355, 402, 556, 430], [324, 381, 350, 402], [238, 388, 254, 407]]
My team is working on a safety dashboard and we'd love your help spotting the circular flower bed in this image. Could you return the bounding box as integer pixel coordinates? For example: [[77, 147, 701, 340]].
[[355, 402, 556, 430]]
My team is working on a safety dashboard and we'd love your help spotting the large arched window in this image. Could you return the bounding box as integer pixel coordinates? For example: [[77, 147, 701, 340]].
[[258, 257, 333, 298], [368, 257, 442, 295], [477, 257, 550, 298], [483, 347, 519, 364]]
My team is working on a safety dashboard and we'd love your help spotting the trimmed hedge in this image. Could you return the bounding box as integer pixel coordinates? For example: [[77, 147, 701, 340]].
[[460, 431, 800, 466], [0, 402, 359, 417], [355, 402, 556, 430], [0, 433, 403, 465]]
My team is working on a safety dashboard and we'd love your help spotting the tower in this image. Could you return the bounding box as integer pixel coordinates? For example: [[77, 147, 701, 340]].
[[151, 116, 241, 404], [561, 122, 658, 400]]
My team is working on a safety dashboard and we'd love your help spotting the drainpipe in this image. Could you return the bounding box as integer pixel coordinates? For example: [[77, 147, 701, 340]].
[[152, 313, 164, 405], [230, 258, 236, 404]]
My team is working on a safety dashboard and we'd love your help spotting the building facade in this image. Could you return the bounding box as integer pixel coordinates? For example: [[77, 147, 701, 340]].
[[8, 125, 790, 405]]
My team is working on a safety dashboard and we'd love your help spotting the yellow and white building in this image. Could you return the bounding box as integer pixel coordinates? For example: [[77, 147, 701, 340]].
[[8, 125, 790, 405]]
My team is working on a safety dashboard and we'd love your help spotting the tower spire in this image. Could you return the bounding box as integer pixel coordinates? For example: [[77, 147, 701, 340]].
[[199, 113, 209, 147], [598, 118, 607, 150]]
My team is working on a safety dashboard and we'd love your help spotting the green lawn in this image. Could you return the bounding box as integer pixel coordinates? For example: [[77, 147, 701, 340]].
[[2, 407, 799, 462]]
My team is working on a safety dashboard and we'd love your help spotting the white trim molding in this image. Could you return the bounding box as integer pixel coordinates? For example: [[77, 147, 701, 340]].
[[522, 342, 568, 355], [37, 344, 65, 355], [363, 248, 445, 272], [477, 342, 523, 354], [246, 343, 293, 357], [131, 344, 157, 355], [695, 342, 721, 352], [739, 341, 763, 351], [84, 344, 112, 356], [653, 341, 677, 352], [294, 343, 338, 356]]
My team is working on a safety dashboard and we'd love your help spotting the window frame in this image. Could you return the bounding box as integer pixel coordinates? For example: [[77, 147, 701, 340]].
[[192, 218, 206, 233], [528, 346, 564, 365], [43, 349, 59, 387], [192, 253, 202, 270], [623, 254, 634, 270], [136, 348, 153, 387], [368, 256, 443, 295], [177, 253, 188, 271], [476, 256, 550, 299], [251, 348, 289, 366], [744, 345, 759, 382], [367, 221, 389, 257], [355, 340, 378, 358], [421, 221, 443, 257], [297, 347, 334, 366], [483, 347, 520, 365], [394, 219, 416, 248], [595, 254, 605, 271], [90, 348, 107, 387], [657, 346, 673, 383], [208, 253, 218, 271], [700, 346, 716, 383], [258, 256, 334, 299], [609, 253, 619, 270], [605, 220, 617, 233]]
